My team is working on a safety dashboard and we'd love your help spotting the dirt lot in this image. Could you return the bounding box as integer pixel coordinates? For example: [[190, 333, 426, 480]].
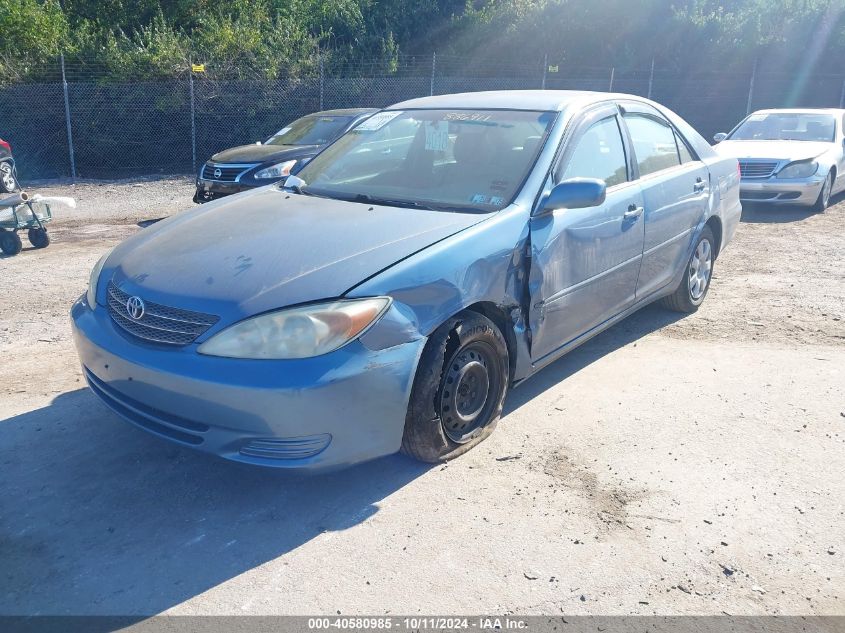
[[1, 178, 843, 616]]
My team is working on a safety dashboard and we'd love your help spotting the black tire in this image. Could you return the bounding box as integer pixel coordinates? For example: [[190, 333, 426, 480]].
[[28, 227, 50, 248], [0, 161, 19, 193], [660, 225, 715, 313], [812, 171, 833, 213], [0, 229, 23, 256], [401, 310, 509, 463]]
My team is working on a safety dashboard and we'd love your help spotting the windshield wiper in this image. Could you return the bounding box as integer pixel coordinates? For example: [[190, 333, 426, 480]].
[[352, 193, 484, 213]]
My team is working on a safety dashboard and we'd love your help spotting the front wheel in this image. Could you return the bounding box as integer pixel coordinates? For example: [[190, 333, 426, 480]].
[[0, 229, 23, 256], [812, 171, 833, 213], [660, 225, 715, 313], [401, 311, 509, 463], [0, 161, 19, 193]]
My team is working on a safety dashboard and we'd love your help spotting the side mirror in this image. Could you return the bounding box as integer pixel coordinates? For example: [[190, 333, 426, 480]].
[[713, 133, 728, 143], [539, 178, 606, 215], [283, 174, 306, 192]]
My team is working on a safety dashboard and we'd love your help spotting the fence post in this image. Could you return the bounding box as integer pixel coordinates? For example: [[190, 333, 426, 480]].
[[647, 57, 655, 99], [430, 52, 436, 96], [319, 53, 324, 111], [746, 59, 758, 114], [60, 54, 77, 181], [608, 67, 615, 92], [189, 63, 197, 173], [541, 53, 548, 90], [839, 76, 845, 108]]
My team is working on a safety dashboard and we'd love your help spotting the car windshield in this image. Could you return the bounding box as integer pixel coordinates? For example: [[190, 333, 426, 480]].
[[294, 109, 557, 212], [265, 115, 355, 146], [729, 113, 836, 142]]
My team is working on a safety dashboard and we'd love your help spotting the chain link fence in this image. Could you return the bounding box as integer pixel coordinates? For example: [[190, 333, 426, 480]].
[[2, 54, 845, 182]]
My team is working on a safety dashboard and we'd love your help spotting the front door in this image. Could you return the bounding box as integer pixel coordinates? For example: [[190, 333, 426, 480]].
[[529, 105, 646, 364]]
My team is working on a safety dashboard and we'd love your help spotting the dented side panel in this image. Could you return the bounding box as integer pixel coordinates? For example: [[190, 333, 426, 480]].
[[347, 206, 536, 381]]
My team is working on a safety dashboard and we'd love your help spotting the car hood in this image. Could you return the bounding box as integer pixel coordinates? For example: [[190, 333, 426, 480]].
[[107, 188, 487, 324], [714, 140, 833, 162], [210, 143, 318, 164]]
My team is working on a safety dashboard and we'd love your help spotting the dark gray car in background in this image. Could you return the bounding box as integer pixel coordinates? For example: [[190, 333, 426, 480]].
[[194, 108, 376, 202]]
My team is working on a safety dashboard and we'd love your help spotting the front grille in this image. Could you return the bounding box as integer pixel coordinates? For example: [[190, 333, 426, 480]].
[[107, 281, 219, 346], [240, 434, 332, 460], [200, 163, 257, 182], [739, 161, 779, 179]]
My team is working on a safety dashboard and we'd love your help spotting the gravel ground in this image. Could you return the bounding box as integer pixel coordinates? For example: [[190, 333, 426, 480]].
[[1, 177, 843, 616]]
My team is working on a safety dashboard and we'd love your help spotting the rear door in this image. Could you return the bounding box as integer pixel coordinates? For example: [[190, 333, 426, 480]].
[[528, 104, 645, 363], [619, 102, 710, 298]]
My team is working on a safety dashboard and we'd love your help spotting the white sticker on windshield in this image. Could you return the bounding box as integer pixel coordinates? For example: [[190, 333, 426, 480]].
[[747, 114, 766, 122], [355, 111, 403, 131], [424, 121, 450, 151], [273, 126, 292, 137]]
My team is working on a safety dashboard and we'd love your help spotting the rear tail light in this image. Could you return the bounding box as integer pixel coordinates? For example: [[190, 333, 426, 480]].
[[0, 138, 10, 152]]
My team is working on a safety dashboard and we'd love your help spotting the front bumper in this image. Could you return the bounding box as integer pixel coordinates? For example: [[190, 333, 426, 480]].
[[71, 297, 426, 470], [194, 179, 254, 203], [740, 176, 825, 206]]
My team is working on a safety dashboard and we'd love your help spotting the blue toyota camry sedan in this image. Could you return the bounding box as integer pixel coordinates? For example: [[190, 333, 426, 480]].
[[72, 90, 742, 470]]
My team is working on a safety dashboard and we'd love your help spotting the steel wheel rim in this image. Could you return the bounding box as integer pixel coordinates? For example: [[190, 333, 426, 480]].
[[0, 164, 14, 190], [688, 238, 712, 301], [440, 342, 497, 443]]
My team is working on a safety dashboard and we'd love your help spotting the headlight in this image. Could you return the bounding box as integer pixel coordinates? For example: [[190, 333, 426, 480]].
[[197, 297, 391, 359], [776, 160, 818, 179], [254, 160, 297, 179], [86, 249, 112, 307]]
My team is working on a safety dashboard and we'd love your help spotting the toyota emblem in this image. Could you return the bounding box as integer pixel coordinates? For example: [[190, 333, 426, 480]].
[[213, 167, 222, 179], [126, 296, 145, 320]]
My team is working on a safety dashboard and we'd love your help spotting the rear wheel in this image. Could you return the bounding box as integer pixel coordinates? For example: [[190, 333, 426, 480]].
[[812, 171, 833, 213], [28, 227, 49, 248], [0, 229, 23, 256], [0, 161, 18, 193], [660, 225, 715, 313], [401, 311, 509, 463]]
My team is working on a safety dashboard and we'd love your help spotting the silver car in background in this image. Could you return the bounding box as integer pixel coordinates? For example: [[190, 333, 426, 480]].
[[713, 108, 845, 211]]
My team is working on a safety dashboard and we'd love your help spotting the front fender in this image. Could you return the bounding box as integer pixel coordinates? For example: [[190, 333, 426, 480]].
[[346, 206, 533, 378]]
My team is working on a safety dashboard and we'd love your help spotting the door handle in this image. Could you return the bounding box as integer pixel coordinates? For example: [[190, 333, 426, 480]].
[[624, 204, 643, 220], [694, 177, 706, 193]]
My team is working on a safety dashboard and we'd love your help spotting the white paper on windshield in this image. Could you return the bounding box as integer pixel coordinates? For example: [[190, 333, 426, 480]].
[[273, 126, 292, 137], [424, 122, 449, 151], [747, 114, 766, 122], [356, 111, 403, 131]]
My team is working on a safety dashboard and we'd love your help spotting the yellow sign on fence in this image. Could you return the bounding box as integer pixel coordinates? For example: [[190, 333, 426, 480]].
[[191, 64, 206, 73]]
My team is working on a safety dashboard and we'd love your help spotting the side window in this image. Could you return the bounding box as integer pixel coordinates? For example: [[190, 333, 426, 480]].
[[559, 116, 628, 187], [624, 114, 681, 177], [675, 131, 696, 164]]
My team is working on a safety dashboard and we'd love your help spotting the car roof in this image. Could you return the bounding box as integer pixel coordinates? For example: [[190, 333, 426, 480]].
[[311, 108, 379, 117], [389, 90, 650, 112], [751, 108, 845, 115]]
